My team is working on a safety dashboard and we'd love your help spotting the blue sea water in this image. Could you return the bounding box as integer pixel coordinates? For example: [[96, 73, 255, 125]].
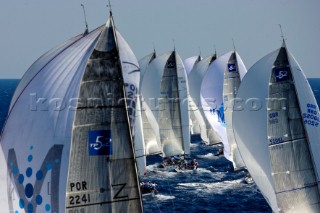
[[0, 78, 319, 212]]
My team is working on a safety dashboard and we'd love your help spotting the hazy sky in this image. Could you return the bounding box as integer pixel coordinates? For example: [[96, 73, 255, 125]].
[[0, 0, 319, 79]]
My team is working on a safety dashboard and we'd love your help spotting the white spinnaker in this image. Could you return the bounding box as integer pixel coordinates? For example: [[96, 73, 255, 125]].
[[134, 95, 147, 176], [138, 52, 162, 156], [141, 51, 190, 157], [0, 28, 102, 212], [183, 55, 201, 76], [117, 31, 146, 177], [141, 100, 161, 155], [188, 55, 220, 144], [233, 49, 281, 212], [288, 51, 320, 181], [200, 52, 231, 160], [223, 52, 247, 170], [139, 52, 156, 89]]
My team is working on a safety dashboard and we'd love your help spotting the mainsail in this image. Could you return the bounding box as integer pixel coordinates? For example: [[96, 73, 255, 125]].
[[66, 15, 143, 212], [233, 41, 320, 212], [222, 52, 246, 170], [0, 13, 143, 213], [141, 51, 190, 157]]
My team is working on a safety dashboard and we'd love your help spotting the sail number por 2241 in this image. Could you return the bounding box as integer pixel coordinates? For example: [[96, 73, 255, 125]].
[[69, 194, 91, 205]]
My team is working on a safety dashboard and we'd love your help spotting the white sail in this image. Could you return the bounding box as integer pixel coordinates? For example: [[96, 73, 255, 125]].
[[138, 52, 162, 156], [0, 27, 102, 213], [222, 52, 247, 170], [134, 95, 147, 177], [0, 15, 143, 213], [183, 55, 201, 76], [233, 42, 320, 212], [141, 51, 190, 157], [201, 52, 230, 158], [188, 54, 221, 144], [201, 51, 247, 166], [66, 16, 143, 212], [139, 51, 156, 89]]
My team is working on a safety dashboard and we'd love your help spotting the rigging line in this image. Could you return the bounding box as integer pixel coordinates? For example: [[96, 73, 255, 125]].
[[279, 24, 285, 40], [81, 4, 89, 33], [232, 38, 236, 51]]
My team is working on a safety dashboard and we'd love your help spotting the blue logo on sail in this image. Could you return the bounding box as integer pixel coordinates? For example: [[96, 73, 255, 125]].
[[89, 130, 112, 156], [228, 64, 237, 72], [275, 67, 289, 82]]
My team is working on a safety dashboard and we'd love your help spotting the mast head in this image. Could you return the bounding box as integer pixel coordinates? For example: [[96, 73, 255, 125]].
[[172, 39, 176, 52], [107, 0, 113, 16], [80, 4, 89, 35], [278, 24, 287, 47]]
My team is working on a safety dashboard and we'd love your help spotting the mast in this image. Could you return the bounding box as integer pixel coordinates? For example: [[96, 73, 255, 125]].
[[81, 4, 89, 35]]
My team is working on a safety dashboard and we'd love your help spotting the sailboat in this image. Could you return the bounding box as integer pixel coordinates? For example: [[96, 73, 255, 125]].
[[200, 50, 247, 170], [233, 38, 320, 212], [0, 10, 143, 213], [140, 50, 191, 165]]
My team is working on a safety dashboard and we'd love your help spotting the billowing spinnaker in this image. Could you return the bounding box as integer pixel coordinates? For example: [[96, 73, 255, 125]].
[[200, 52, 231, 159], [138, 52, 161, 156], [117, 30, 146, 177], [141, 51, 190, 157], [0, 27, 102, 212], [66, 16, 143, 213], [141, 101, 161, 155], [139, 52, 156, 89], [223, 52, 246, 170], [233, 44, 320, 212], [188, 55, 221, 144], [134, 95, 147, 176], [233, 49, 279, 212], [183, 55, 201, 76], [267, 45, 320, 212]]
